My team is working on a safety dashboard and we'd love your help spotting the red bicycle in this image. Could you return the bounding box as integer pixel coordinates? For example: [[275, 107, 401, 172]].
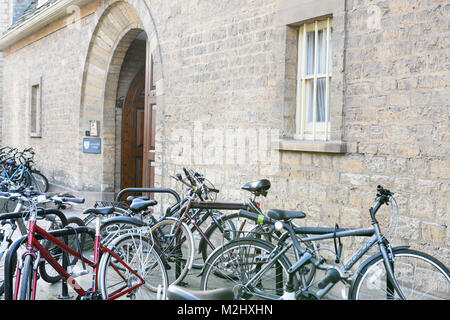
[[1, 190, 168, 300]]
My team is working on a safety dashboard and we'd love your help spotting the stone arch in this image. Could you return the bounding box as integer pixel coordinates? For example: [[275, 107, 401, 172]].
[[78, 0, 163, 196]]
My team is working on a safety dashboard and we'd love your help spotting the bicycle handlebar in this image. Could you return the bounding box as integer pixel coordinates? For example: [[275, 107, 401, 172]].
[[377, 185, 393, 197], [0, 190, 85, 205]]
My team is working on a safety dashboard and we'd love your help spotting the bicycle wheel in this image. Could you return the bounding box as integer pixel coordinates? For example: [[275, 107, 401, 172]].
[[98, 233, 168, 300], [30, 170, 49, 193], [201, 238, 295, 300], [39, 216, 86, 283], [350, 248, 450, 300], [17, 254, 34, 300], [0, 237, 17, 297], [200, 212, 238, 263], [150, 217, 194, 286]]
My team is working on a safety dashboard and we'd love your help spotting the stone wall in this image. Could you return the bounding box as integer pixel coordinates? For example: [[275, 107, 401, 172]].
[[0, 0, 448, 265], [149, 0, 449, 262], [1, 12, 96, 188], [0, 0, 11, 144]]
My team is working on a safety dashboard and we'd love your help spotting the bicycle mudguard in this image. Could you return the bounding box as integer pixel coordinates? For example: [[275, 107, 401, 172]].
[[347, 245, 410, 299]]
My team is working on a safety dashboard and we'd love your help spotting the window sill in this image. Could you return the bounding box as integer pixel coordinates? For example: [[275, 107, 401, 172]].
[[277, 138, 348, 154], [30, 133, 42, 138]]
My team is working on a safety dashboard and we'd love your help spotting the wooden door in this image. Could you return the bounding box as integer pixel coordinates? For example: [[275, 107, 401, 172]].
[[121, 67, 146, 189], [142, 45, 157, 190]]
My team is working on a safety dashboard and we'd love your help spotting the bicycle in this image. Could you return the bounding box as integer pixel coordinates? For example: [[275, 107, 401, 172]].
[[200, 185, 450, 300], [1, 190, 168, 300], [0, 190, 84, 297], [0, 147, 48, 193], [149, 168, 276, 286], [84, 169, 264, 287]]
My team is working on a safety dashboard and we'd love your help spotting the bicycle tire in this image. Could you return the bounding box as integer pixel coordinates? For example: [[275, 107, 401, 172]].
[[198, 212, 238, 263], [98, 233, 168, 300], [200, 212, 318, 288], [150, 217, 194, 286], [350, 248, 450, 300], [17, 254, 34, 300], [200, 212, 266, 263], [38, 216, 86, 283], [30, 170, 49, 193], [0, 238, 17, 297], [201, 237, 296, 300]]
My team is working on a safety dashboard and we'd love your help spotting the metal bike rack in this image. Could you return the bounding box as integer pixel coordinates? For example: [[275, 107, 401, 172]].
[[115, 187, 181, 204]]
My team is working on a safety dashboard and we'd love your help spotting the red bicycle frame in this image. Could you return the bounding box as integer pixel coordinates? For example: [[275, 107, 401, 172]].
[[14, 218, 145, 300]]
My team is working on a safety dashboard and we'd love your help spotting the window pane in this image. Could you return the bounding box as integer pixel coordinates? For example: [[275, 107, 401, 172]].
[[317, 29, 325, 74], [306, 79, 314, 122], [31, 85, 38, 133], [306, 31, 315, 75], [316, 77, 326, 122], [328, 27, 333, 73]]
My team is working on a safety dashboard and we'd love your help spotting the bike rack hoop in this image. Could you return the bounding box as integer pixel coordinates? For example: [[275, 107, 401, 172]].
[[115, 187, 181, 204]]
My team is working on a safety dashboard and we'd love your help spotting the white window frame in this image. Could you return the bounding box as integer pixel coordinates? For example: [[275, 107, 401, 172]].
[[295, 17, 332, 141]]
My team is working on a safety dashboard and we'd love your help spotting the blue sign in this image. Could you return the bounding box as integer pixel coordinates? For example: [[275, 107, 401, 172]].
[[83, 138, 102, 154]]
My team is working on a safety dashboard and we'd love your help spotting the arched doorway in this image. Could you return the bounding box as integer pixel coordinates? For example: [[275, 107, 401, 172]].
[[78, 0, 163, 197]]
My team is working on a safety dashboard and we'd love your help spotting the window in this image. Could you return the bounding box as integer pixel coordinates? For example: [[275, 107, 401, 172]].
[[295, 17, 332, 141], [37, 0, 49, 9], [30, 82, 42, 137]]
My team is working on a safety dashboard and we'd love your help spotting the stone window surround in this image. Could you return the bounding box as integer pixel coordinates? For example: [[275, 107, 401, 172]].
[[276, 0, 348, 154], [29, 73, 42, 138]]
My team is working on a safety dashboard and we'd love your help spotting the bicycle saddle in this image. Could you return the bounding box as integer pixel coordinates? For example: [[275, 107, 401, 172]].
[[126, 195, 149, 202], [83, 206, 115, 216], [267, 209, 306, 220], [241, 179, 271, 196], [167, 285, 234, 300], [129, 199, 158, 213]]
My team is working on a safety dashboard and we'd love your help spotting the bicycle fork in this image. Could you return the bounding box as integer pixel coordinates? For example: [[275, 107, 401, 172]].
[[379, 241, 406, 300]]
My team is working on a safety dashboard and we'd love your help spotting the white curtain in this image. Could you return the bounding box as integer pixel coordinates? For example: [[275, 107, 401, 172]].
[[306, 29, 326, 123]]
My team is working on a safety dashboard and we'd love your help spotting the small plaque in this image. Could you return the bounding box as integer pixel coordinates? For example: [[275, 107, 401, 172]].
[[83, 138, 101, 154]]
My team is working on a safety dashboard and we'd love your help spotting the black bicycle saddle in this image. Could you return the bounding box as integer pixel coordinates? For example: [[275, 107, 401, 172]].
[[241, 179, 271, 196], [129, 199, 158, 213], [167, 285, 234, 300], [83, 206, 115, 216], [267, 209, 306, 220]]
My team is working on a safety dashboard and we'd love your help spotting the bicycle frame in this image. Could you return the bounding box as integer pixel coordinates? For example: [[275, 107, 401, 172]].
[[2, 163, 25, 181], [14, 216, 145, 300], [175, 198, 251, 252]]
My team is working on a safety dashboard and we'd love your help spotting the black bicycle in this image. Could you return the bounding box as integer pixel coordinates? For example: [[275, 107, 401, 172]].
[[200, 186, 450, 300]]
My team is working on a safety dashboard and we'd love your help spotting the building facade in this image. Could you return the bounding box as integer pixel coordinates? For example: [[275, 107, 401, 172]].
[[0, 0, 448, 264]]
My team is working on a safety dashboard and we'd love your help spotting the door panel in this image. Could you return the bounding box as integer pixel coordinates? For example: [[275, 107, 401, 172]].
[[142, 44, 157, 190], [121, 67, 145, 189]]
